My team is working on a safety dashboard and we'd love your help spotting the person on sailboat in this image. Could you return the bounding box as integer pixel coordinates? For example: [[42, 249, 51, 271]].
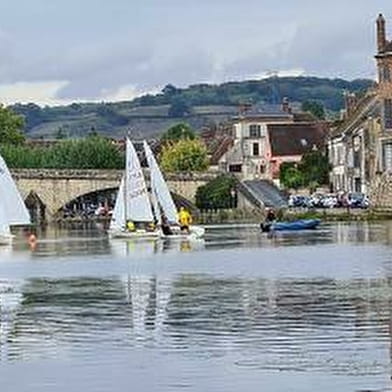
[[178, 207, 192, 234], [126, 220, 136, 232], [161, 214, 173, 236]]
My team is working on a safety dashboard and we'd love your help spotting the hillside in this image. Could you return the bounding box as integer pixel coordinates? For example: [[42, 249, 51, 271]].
[[10, 76, 374, 139]]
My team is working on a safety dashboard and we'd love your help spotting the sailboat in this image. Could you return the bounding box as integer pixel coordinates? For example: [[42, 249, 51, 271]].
[[109, 138, 159, 239], [143, 140, 205, 240], [0, 154, 31, 245]]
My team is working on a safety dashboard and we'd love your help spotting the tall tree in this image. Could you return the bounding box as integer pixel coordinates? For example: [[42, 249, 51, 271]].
[[301, 100, 326, 120], [159, 138, 209, 173], [0, 105, 25, 145], [161, 123, 196, 143]]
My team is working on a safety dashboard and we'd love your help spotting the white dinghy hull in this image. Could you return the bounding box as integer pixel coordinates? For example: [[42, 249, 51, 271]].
[[109, 230, 160, 239], [160, 225, 205, 240]]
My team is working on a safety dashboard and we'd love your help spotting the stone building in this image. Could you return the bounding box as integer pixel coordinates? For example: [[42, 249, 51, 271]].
[[329, 14, 392, 197], [376, 14, 392, 168]]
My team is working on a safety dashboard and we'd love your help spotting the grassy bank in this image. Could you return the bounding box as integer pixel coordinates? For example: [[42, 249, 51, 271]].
[[282, 208, 392, 222]]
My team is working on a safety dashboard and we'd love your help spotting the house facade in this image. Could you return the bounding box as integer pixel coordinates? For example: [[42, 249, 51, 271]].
[[216, 102, 328, 184], [329, 14, 392, 196]]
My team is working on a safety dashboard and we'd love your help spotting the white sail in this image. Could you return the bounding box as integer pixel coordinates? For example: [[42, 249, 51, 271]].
[[0, 154, 30, 226], [0, 203, 11, 237], [125, 139, 154, 222], [110, 176, 125, 231], [143, 141, 178, 223]]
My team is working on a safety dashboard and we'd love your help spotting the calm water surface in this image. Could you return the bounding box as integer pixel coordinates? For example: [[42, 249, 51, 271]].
[[2, 222, 392, 391]]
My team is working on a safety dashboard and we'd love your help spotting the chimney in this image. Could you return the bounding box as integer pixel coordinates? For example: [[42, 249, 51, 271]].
[[282, 97, 291, 113], [377, 13, 387, 53]]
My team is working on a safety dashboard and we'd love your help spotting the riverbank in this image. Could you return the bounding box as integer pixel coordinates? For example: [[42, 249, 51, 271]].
[[50, 207, 392, 226], [282, 207, 392, 222]]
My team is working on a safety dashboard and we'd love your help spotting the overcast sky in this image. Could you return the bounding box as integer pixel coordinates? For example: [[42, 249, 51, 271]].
[[0, 0, 390, 105]]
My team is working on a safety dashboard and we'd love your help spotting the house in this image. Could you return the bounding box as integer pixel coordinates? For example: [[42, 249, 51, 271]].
[[215, 100, 329, 185], [329, 14, 392, 195]]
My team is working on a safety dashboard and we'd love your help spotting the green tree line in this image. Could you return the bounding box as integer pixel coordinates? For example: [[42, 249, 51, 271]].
[[0, 136, 124, 169]]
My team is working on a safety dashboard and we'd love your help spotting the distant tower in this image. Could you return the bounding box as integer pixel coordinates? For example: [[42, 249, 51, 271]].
[[375, 14, 392, 130]]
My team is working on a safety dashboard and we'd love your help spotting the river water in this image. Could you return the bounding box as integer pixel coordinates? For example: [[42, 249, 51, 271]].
[[2, 222, 392, 392]]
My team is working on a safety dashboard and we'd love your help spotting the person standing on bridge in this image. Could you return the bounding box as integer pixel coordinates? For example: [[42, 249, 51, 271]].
[[178, 207, 192, 234]]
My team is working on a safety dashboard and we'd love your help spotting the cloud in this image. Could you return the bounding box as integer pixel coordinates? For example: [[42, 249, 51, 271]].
[[0, 81, 68, 106], [0, 0, 389, 104]]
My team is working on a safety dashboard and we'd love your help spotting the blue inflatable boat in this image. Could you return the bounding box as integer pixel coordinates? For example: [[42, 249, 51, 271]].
[[261, 219, 321, 232]]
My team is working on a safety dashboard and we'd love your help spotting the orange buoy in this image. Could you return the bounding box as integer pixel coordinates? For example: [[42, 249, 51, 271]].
[[28, 233, 37, 249]]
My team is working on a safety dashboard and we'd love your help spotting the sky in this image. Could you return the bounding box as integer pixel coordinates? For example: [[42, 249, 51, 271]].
[[0, 0, 390, 106]]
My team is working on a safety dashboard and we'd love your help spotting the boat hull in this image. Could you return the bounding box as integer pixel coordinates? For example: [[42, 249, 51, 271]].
[[108, 230, 160, 239], [0, 234, 13, 246], [271, 219, 321, 231], [160, 225, 205, 240]]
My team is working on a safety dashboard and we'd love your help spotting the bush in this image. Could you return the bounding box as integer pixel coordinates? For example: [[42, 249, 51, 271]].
[[196, 175, 237, 210]]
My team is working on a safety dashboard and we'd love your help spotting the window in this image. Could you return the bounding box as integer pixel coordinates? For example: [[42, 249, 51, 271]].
[[385, 99, 392, 129], [249, 124, 261, 138], [383, 66, 391, 82], [252, 143, 260, 156], [383, 143, 392, 172], [354, 178, 361, 193], [353, 151, 361, 168], [229, 164, 242, 173]]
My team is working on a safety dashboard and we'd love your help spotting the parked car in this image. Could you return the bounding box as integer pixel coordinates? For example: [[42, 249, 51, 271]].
[[288, 195, 310, 208], [320, 194, 338, 208], [347, 193, 370, 209]]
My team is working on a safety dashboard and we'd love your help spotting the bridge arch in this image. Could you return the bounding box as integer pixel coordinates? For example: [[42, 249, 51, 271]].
[[54, 187, 198, 220]]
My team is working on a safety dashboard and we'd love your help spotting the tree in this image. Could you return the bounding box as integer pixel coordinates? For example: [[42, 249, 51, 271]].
[[299, 150, 330, 186], [161, 123, 196, 143], [168, 95, 191, 117], [279, 151, 330, 190], [162, 84, 178, 96], [0, 105, 25, 145], [279, 163, 304, 189], [196, 175, 237, 210], [0, 135, 124, 169], [301, 100, 326, 120], [159, 138, 209, 173]]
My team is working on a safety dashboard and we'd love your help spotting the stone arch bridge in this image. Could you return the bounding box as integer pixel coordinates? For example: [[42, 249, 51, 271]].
[[11, 169, 219, 221]]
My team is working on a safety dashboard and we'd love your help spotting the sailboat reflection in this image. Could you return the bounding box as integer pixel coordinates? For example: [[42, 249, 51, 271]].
[[110, 238, 162, 258], [123, 275, 172, 343], [110, 237, 205, 258]]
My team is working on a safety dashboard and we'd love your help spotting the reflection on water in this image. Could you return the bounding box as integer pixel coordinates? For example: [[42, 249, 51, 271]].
[[2, 222, 392, 391]]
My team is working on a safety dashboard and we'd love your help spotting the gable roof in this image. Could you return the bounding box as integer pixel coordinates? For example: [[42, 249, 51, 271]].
[[267, 123, 329, 157]]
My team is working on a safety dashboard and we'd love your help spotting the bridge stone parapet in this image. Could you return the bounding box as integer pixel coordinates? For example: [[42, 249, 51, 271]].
[[11, 169, 220, 221]]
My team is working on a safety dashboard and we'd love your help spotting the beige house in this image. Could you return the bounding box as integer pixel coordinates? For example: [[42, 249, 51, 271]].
[[216, 103, 328, 185]]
